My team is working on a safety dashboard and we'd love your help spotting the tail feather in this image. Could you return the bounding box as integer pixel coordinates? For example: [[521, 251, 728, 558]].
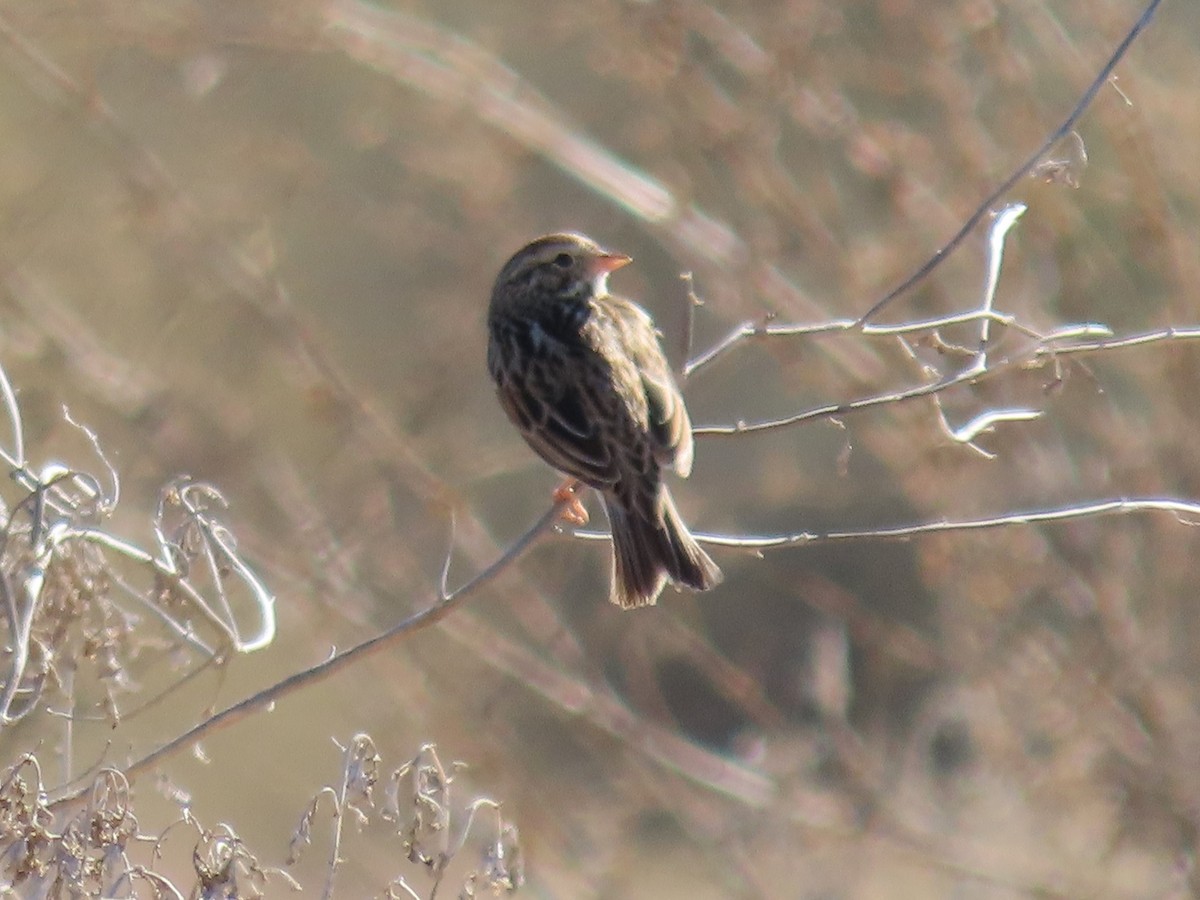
[[604, 490, 722, 609]]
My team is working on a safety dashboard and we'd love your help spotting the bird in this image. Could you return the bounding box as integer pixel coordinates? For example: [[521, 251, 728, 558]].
[[487, 232, 722, 608]]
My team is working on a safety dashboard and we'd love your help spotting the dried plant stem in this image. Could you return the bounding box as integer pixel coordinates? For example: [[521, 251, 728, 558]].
[[49, 496, 571, 807]]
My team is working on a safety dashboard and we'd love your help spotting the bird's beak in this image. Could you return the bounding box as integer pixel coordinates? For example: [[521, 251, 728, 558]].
[[591, 253, 632, 275]]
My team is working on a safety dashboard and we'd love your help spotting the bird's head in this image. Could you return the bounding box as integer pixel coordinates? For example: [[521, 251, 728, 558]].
[[491, 232, 631, 311]]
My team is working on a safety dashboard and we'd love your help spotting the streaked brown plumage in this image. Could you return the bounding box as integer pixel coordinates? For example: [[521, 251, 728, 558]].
[[487, 232, 722, 608]]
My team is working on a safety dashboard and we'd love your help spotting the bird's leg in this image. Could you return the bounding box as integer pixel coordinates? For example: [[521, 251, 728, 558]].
[[553, 478, 589, 526]]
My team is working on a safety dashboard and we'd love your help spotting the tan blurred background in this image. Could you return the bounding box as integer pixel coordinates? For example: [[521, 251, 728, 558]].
[[1, 0, 1198, 896]]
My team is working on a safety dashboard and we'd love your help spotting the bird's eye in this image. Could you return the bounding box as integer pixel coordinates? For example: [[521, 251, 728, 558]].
[[552, 252, 573, 268]]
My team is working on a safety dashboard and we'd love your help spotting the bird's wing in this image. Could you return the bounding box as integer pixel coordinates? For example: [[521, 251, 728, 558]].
[[639, 360, 693, 477], [616, 301, 695, 478], [491, 326, 621, 488]]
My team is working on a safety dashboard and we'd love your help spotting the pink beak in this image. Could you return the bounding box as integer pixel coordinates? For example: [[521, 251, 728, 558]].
[[590, 252, 632, 275]]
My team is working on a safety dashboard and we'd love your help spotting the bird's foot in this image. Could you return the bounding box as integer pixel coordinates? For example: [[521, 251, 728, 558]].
[[553, 479, 589, 526]]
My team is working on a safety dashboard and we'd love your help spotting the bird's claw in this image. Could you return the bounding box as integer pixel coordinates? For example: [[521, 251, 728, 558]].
[[553, 480, 589, 526]]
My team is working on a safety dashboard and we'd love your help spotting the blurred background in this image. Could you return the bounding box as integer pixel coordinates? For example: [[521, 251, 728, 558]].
[[0, 0, 1198, 896]]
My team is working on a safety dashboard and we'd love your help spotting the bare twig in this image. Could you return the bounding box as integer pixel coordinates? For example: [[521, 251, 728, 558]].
[[855, 0, 1164, 324], [49, 494, 572, 807]]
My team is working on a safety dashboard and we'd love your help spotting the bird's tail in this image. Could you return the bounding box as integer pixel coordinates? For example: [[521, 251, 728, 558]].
[[605, 489, 722, 609]]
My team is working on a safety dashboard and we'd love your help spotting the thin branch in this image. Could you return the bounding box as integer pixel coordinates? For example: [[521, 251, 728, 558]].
[[1037, 325, 1200, 357], [974, 204, 1027, 368], [48, 495, 572, 807], [565, 496, 1200, 553], [855, 0, 1164, 324], [692, 318, 1200, 439], [693, 361, 982, 437], [699, 496, 1200, 550]]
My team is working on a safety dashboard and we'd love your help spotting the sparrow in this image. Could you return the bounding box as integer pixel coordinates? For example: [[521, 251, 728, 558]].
[[487, 232, 722, 608]]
